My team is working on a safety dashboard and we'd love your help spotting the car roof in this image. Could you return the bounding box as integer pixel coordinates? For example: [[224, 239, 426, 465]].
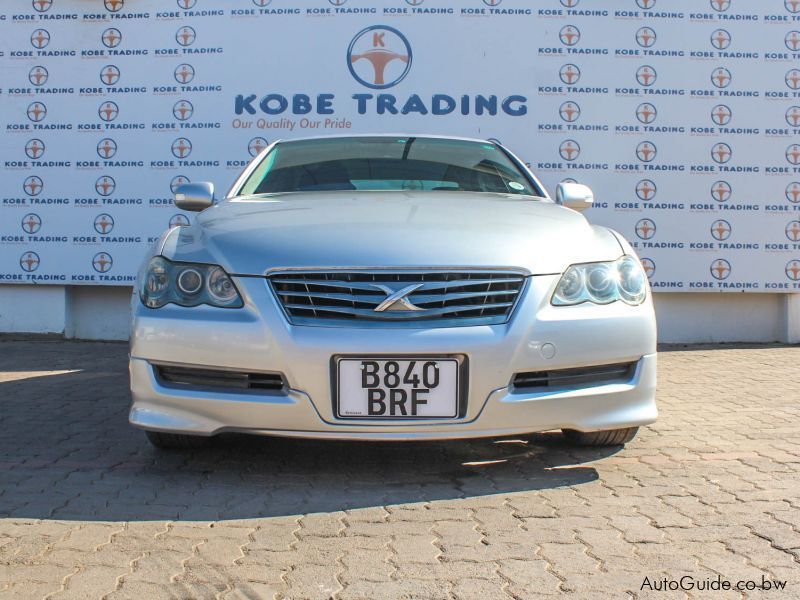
[[272, 133, 497, 145]]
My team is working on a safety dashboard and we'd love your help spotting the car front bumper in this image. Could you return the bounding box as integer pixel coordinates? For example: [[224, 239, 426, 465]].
[[129, 275, 658, 441]]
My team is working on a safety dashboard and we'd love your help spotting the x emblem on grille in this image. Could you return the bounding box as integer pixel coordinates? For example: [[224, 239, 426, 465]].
[[370, 283, 425, 312]]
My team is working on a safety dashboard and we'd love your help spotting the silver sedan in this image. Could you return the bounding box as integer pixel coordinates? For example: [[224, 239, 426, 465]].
[[129, 135, 656, 449]]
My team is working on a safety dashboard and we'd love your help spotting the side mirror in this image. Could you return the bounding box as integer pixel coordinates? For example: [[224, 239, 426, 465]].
[[555, 182, 594, 212], [174, 182, 215, 212]]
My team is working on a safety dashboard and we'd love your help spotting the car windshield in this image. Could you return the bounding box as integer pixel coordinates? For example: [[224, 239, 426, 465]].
[[238, 136, 541, 196]]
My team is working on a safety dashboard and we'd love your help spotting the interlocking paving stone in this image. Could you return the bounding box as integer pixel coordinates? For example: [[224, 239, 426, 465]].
[[0, 341, 798, 598]]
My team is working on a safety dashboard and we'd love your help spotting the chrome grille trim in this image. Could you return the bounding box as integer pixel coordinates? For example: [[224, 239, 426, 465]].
[[267, 269, 528, 328]]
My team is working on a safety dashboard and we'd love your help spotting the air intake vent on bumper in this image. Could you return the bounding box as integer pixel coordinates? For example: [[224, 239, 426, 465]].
[[512, 362, 637, 391], [155, 365, 285, 391]]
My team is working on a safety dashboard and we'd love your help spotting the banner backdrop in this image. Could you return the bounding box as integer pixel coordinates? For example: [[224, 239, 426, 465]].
[[1, 0, 799, 292]]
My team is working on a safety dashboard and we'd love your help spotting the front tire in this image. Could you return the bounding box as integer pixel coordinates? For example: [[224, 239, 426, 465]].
[[145, 430, 209, 449], [562, 427, 639, 447]]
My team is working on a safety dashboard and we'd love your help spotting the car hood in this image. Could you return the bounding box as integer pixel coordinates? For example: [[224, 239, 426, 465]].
[[160, 192, 623, 276]]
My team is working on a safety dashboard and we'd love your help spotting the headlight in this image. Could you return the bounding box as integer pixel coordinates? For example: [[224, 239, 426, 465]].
[[552, 256, 647, 306], [139, 257, 243, 309]]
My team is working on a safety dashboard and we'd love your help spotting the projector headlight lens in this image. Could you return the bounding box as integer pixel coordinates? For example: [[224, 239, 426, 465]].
[[617, 255, 647, 305], [552, 267, 585, 305], [552, 256, 647, 306], [139, 257, 243, 309], [206, 266, 239, 305], [176, 268, 203, 295]]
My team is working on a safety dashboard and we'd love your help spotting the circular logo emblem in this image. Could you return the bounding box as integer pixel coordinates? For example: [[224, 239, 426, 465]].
[[172, 138, 193, 158], [28, 66, 48, 87], [787, 0, 800, 13], [787, 144, 800, 166], [640, 258, 656, 278], [786, 221, 800, 242], [92, 252, 113, 273], [30, 29, 50, 49], [711, 104, 732, 126], [710, 259, 731, 280], [711, 143, 732, 164], [94, 213, 115, 234], [710, 0, 730, 11], [95, 175, 116, 197], [177, 0, 196, 8], [786, 106, 800, 127], [636, 141, 657, 163], [21, 213, 42, 235], [710, 219, 732, 241], [711, 29, 731, 50], [27, 102, 47, 123], [636, 65, 657, 87], [170, 175, 190, 193], [711, 67, 732, 88], [174, 63, 195, 84], [787, 69, 800, 90], [23, 176, 43, 196], [173, 100, 194, 121], [100, 65, 120, 86], [25, 139, 45, 160], [252, 0, 272, 5], [248, 137, 269, 157], [636, 179, 657, 201], [176, 26, 196, 47], [347, 25, 412, 90], [636, 102, 657, 124], [98, 101, 119, 122], [786, 31, 800, 51], [20, 251, 40, 273], [711, 181, 732, 203], [559, 63, 581, 85], [406, 0, 425, 4], [559, 101, 580, 122], [169, 214, 191, 227], [786, 259, 800, 281], [559, 25, 581, 46], [102, 28, 122, 48], [97, 138, 118, 159], [104, 0, 124, 12], [330, 0, 348, 4], [482, 0, 502, 5], [559, 140, 581, 161], [32, 0, 52, 12], [560, 0, 579, 5], [636, 27, 656, 48], [635, 218, 657, 240], [786, 182, 800, 204]]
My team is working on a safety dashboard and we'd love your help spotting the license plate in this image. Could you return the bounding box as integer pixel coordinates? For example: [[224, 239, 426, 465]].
[[336, 358, 460, 419]]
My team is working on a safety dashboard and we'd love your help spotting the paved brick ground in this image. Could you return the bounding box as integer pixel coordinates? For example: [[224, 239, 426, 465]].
[[0, 341, 798, 599]]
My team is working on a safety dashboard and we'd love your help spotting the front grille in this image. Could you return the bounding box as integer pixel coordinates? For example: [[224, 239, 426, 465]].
[[512, 362, 637, 391], [268, 270, 527, 327], [155, 365, 285, 392]]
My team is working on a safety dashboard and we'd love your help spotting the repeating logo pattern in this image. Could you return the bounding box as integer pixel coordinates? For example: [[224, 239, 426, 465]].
[[0, 9, 798, 292]]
